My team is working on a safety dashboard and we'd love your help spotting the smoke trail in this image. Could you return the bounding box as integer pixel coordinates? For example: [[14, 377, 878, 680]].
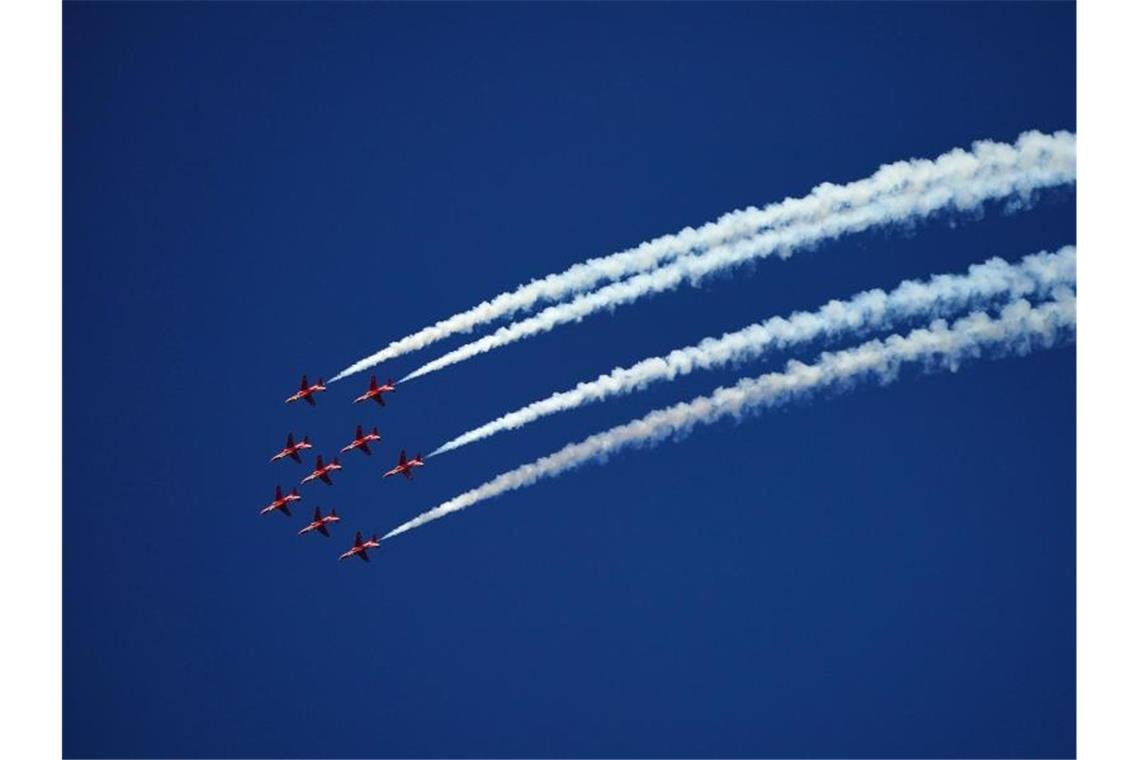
[[331, 130, 1074, 382], [430, 247, 1076, 456], [401, 134, 1076, 382], [385, 293, 1075, 539]]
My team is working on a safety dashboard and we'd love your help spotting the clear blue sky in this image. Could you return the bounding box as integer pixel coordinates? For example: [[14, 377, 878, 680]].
[[64, 3, 1075, 757]]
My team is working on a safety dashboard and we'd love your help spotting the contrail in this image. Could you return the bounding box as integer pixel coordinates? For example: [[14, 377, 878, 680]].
[[401, 132, 1076, 382], [331, 130, 1075, 382], [385, 293, 1075, 540], [430, 246, 1076, 456]]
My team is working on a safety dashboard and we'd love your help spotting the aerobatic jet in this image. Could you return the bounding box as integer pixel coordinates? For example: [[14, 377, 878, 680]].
[[339, 531, 381, 562], [383, 450, 424, 480], [340, 425, 381, 456], [354, 375, 396, 406], [260, 485, 301, 516], [298, 506, 340, 537], [285, 375, 327, 406], [301, 455, 343, 486], [270, 432, 312, 463]]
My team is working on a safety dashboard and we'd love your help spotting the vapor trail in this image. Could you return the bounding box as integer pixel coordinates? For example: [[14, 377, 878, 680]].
[[331, 130, 1074, 382], [430, 247, 1075, 456], [385, 293, 1075, 540], [401, 132, 1076, 382]]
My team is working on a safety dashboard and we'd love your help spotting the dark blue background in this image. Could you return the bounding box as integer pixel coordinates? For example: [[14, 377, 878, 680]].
[[64, 3, 1075, 758]]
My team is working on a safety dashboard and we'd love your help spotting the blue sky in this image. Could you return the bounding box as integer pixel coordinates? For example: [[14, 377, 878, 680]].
[[64, 3, 1075, 757]]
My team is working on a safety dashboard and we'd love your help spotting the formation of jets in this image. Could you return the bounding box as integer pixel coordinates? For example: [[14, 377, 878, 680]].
[[261, 374, 423, 564]]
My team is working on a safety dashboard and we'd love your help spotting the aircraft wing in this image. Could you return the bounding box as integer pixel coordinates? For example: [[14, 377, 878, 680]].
[[359, 549, 370, 562], [359, 442, 371, 455], [319, 472, 332, 485], [374, 395, 385, 406], [304, 394, 316, 406], [290, 451, 301, 463], [279, 504, 292, 517], [318, 524, 330, 537]]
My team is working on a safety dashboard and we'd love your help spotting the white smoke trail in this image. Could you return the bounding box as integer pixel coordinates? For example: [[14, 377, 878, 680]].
[[385, 293, 1075, 540], [430, 247, 1076, 456], [401, 133, 1076, 382], [331, 130, 1075, 382]]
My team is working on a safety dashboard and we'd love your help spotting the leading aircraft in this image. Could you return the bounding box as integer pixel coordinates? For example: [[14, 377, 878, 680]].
[[340, 425, 381, 456], [383, 450, 424, 480], [285, 375, 327, 406], [339, 531, 381, 562], [270, 432, 312, 463], [354, 375, 396, 406], [301, 455, 343, 486], [260, 485, 301, 516], [298, 506, 340, 537]]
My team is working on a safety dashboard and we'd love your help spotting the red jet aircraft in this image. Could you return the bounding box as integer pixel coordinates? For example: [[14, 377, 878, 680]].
[[354, 375, 396, 406], [339, 531, 381, 562], [270, 432, 312, 463], [340, 425, 381, 456], [260, 485, 301, 516], [301, 454, 343, 486], [285, 375, 327, 406], [298, 506, 340, 537], [383, 450, 424, 480]]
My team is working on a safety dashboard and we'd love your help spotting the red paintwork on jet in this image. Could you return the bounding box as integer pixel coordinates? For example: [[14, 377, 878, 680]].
[[354, 375, 396, 406], [301, 454, 343, 486], [340, 425, 381, 456], [270, 432, 312, 463], [339, 531, 381, 562], [298, 506, 340, 537], [285, 375, 327, 406], [260, 485, 301, 516], [383, 450, 424, 480]]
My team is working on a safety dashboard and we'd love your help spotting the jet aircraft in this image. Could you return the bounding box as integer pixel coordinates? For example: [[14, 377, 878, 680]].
[[301, 455, 343, 486], [260, 485, 301, 516], [270, 432, 312, 463], [339, 531, 381, 562], [340, 425, 381, 456], [354, 375, 396, 406], [298, 506, 340, 537], [383, 450, 424, 480], [286, 375, 327, 406]]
